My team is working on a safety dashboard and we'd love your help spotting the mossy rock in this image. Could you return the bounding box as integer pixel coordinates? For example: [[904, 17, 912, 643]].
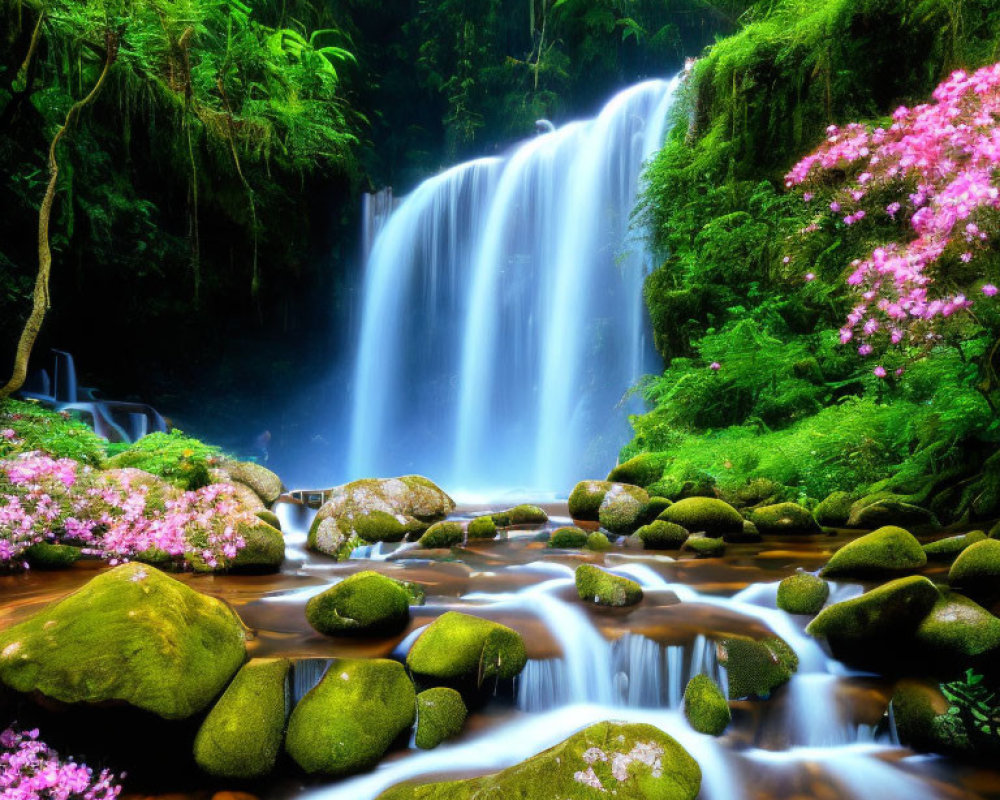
[[229, 520, 285, 573], [820, 526, 926, 578], [725, 519, 761, 544], [846, 497, 939, 530], [255, 509, 282, 530], [406, 611, 527, 685], [575, 564, 642, 607], [353, 510, 424, 543], [636, 520, 689, 550], [683, 674, 730, 736], [415, 687, 467, 750], [586, 531, 611, 552], [504, 504, 548, 525], [914, 591, 1000, 661], [747, 502, 819, 535], [658, 497, 742, 538], [606, 453, 668, 488], [549, 526, 588, 548], [776, 573, 828, 615], [376, 721, 701, 800], [285, 658, 415, 776], [305, 571, 411, 636], [598, 484, 650, 535], [990, 520, 1000, 539], [490, 511, 512, 527], [681, 535, 725, 558], [949, 539, 1000, 599], [890, 680, 962, 754], [716, 636, 797, 699], [193, 658, 290, 778], [0, 563, 246, 719], [310, 518, 364, 561], [729, 478, 786, 508], [814, 491, 854, 527], [24, 542, 81, 570], [923, 530, 986, 561], [418, 521, 464, 549], [466, 516, 497, 539], [222, 461, 284, 505], [568, 480, 615, 520], [637, 497, 673, 525]]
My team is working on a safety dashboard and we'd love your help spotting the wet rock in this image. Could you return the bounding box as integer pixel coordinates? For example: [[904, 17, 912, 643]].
[[636, 520, 689, 550], [776, 572, 829, 615], [813, 491, 854, 527], [311, 518, 362, 561], [406, 611, 527, 686], [305, 571, 411, 635], [724, 519, 761, 544], [586, 531, 612, 552], [716, 636, 797, 699], [598, 484, 650, 534], [193, 658, 290, 778], [923, 530, 986, 561], [658, 497, 743, 538], [0, 563, 246, 719], [948, 539, 1000, 600], [285, 658, 415, 776], [680, 535, 725, 558], [575, 564, 643, 607], [229, 520, 285, 573], [415, 687, 467, 750], [729, 478, 786, 508], [549, 526, 588, 548], [24, 542, 81, 570], [606, 452, 667, 488], [375, 721, 701, 800], [890, 680, 957, 754], [503, 504, 549, 525], [255, 509, 282, 530], [846, 496, 939, 530], [747, 502, 820, 535], [683, 674, 730, 736], [637, 497, 673, 525], [418, 521, 464, 549], [819, 526, 926, 578], [466, 516, 497, 539], [220, 461, 284, 506], [914, 591, 1000, 661]]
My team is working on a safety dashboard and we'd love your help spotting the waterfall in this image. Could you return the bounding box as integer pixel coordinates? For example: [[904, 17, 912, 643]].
[[347, 77, 680, 492]]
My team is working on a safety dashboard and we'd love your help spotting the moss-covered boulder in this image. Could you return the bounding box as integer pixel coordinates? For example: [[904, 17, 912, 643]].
[[466, 516, 497, 539], [568, 480, 615, 520], [305, 571, 411, 636], [549, 526, 588, 548], [418, 521, 464, 549], [285, 658, 415, 776], [846, 497, 939, 530], [308, 476, 455, 554], [923, 530, 986, 561], [606, 453, 667, 488], [0, 563, 246, 719], [376, 721, 701, 800], [889, 680, 953, 753], [575, 564, 643, 607], [776, 573, 829, 615], [683, 674, 730, 736], [256, 508, 282, 530], [814, 491, 854, 527], [229, 520, 285, 573], [820, 526, 926, 578], [24, 542, 81, 570], [658, 497, 742, 538], [504, 504, 548, 525], [598, 484, 650, 534], [637, 497, 673, 525], [716, 636, 797, 699], [415, 687, 467, 750], [310, 518, 363, 561], [914, 591, 1000, 662], [586, 531, 611, 552], [407, 612, 527, 685], [747, 503, 820, 535], [681, 536, 725, 558], [221, 461, 284, 505], [193, 658, 290, 778], [949, 539, 1000, 599], [636, 520, 689, 550]]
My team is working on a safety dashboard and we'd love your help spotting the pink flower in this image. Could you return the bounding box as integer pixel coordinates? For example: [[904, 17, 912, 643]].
[[873, 366, 887, 378], [805, 272, 816, 281], [709, 362, 721, 371], [983, 283, 998, 296]]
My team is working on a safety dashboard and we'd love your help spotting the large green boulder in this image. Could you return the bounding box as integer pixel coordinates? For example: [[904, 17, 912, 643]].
[[598, 484, 650, 534], [376, 721, 701, 800], [820, 526, 926, 577], [683, 675, 730, 736], [285, 658, 415, 776], [889, 680, 954, 753], [747, 503, 820, 535], [914, 591, 1000, 661], [949, 539, 1000, 599], [635, 521, 689, 550], [658, 498, 742, 538], [193, 658, 290, 778], [637, 497, 673, 525], [606, 453, 668, 488], [923, 530, 987, 561], [568, 480, 615, 520], [813, 491, 854, 527], [305, 571, 411, 635], [586, 531, 612, 552], [418, 521, 464, 549], [575, 564, 643, 607], [415, 687, 467, 750], [776, 573, 828, 615], [549, 526, 588, 548], [308, 476, 455, 553], [229, 519, 285, 573], [716, 636, 797, 699], [846, 497, 939, 530], [310, 518, 363, 561], [504, 504, 548, 525], [221, 460, 284, 505], [0, 563, 246, 719], [407, 612, 527, 685], [467, 516, 497, 539]]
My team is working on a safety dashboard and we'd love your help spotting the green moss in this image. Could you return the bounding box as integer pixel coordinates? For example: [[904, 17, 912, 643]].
[[747, 502, 819, 535], [229, 520, 285, 573], [575, 564, 643, 607], [414, 687, 467, 750], [914, 591, 1000, 660], [354, 510, 415, 543], [597, 484, 650, 534], [221, 461, 283, 505], [193, 658, 290, 778], [466, 516, 497, 539], [305, 571, 411, 635], [586, 531, 611, 552], [948, 539, 1000, 598], [549, 526, 588, 548], [717, 636, 798, 699], [683, 674, 730, 736], [0, 398, 107, 465], [0, 563, 246, 719], [418, 521, 464, 549], [309, 518, 363, 560], [814, 491, 854, 527], [776, 572, 829, 615], [105, 430, 219, 490], [636, 520, 689, 550], [504, 504, 548, 525], [568, 480, 614, 520], [658, 497, 743, 538], [256, 509, 282, 530], [820, 526, 926, 577], [490, 511, 511, 527], [285, 658, 415, 776], [24, 542, 81, 570], [846, 497, 939, 530], [637, 497, 673, 525], [681, 536, 725, 558], [890, 680, 950, 753], [923, 530, 986, 560], [606, 453, 667, 488], [376, 721, 701, 800], [406, 611, 527, 685]]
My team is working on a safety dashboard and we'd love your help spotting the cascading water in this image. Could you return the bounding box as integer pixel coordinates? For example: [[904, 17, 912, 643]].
[[347, 78, 680, 492]]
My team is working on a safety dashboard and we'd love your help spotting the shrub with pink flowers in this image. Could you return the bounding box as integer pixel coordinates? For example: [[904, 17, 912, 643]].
[[0, 727, 121, 800], [786, 63, 1000, 373]]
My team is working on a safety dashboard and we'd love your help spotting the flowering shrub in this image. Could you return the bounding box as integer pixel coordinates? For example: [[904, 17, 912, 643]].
[[0, 727, 121, 800], [786, 63, 1000, 372], [0, 400, 107, 466]]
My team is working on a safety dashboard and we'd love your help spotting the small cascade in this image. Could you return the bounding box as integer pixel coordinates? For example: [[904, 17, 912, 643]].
[[783, 674, 855, 748]]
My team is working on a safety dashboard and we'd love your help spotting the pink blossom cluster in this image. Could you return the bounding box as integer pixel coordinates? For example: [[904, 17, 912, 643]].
[[0, 728, 121, 800], [786, 63, 1000, 369]]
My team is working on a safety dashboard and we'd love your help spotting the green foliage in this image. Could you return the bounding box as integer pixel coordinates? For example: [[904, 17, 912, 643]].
[[940, 669, 1000, 745], [105, 430, 220, 489], [0, 399, 107, 465]]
